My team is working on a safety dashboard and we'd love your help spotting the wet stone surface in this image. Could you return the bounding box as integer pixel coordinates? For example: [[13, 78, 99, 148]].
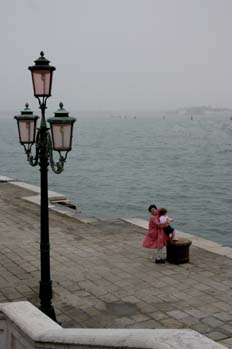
[[0, 182, 232, 348], [105, 302, 139, 317]]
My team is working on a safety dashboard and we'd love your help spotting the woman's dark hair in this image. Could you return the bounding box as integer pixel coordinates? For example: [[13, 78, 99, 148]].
[[148, 204, 157, 212], [159, 208, 167, 216]]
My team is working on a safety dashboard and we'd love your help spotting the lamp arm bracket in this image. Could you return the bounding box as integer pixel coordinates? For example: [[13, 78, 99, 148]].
[[47, 133, 65, 174], [28, 151, 39, 167], [37, 96, 48, 110], [23, 129, 41, 167]]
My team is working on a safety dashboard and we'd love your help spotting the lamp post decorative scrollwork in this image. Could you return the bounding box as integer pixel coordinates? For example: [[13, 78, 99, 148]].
[[14, 52, 76, 322]]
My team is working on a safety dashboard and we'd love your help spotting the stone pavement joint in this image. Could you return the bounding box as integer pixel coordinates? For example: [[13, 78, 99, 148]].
[[1, 181, 232, 348]]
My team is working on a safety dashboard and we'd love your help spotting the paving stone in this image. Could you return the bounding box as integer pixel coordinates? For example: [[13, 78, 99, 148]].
[[220, 324, 232, 336], [202, 316, 225, 328], [191, 322, 214, 335], [99, 293, 120, 303], [130, 314, 151, 322], [218, 337, 232, 348], [121, 296, 141, 304], [126, 319, 163, 329], [167, 310, 189, 320], [149, 311, 169, 321], [68, 309, 90, 321], [112, 317, 137, 327], [214, 312, 232, 322], [180, 316, 200, 326], [207, 331, 229, 341], [136, 301, 158, 313], [184, 307, 207, 319], [160, 318, 184, 328]]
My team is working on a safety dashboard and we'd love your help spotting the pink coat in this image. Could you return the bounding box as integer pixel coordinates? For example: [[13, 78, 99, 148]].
[[143, 215, 169, 249]]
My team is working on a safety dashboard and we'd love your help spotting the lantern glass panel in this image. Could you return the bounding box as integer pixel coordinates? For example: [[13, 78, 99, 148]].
[[18, 120, 36, 144], [32, 70, 52, 96], [52, 124, 72, 151]]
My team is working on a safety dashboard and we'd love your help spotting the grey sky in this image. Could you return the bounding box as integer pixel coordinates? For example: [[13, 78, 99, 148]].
[[1, 0, 232, 112]]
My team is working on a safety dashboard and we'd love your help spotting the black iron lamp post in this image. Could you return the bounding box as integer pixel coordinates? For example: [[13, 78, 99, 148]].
[[14, 52, 76, 321]]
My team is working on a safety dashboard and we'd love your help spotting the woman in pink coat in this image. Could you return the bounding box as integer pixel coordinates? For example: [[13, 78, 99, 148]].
[[143, 204, 169, 263]]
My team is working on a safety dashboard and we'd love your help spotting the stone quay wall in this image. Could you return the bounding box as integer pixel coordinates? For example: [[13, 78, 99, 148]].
[[0, 302, 225, 349]]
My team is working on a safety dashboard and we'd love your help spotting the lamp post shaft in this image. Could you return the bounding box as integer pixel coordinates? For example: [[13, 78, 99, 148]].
[[39, 103, 56, 321]]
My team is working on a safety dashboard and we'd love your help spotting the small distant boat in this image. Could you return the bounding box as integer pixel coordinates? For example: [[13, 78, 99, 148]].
[[190, 116, 193, 120], [230, 116, 232, 120], [111, 115, 122, 119]]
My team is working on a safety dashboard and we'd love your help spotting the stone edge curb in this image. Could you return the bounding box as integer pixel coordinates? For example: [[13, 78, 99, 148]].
[[121, 217, 232, 259], [1, 176, 231, 260]]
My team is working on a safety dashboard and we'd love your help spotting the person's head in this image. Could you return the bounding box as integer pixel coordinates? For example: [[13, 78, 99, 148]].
[[159, 208, 167, 217], [148, 204, 157, 216]]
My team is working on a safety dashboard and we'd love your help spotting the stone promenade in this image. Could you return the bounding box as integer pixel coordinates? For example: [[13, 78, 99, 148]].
[[1, 181, 232, 348]]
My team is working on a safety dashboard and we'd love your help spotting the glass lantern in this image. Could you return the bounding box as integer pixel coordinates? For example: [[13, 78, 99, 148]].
[[47, 103, 76, 152], [28, 51, 56, 97], [14, 103, 39, 144]]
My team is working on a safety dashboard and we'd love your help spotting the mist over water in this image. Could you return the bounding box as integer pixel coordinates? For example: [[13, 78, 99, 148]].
[[1, 112, 232, 246]]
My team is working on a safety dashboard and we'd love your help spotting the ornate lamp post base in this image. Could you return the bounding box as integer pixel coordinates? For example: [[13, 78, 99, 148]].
[[39, 279, 57, 321]]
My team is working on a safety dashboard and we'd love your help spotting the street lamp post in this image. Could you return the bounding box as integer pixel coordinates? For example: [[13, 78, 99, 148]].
[[14, 52, 76, 321]]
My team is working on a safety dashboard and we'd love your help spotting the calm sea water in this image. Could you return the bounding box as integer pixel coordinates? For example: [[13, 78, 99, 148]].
[[1, 111, 232, 246]]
